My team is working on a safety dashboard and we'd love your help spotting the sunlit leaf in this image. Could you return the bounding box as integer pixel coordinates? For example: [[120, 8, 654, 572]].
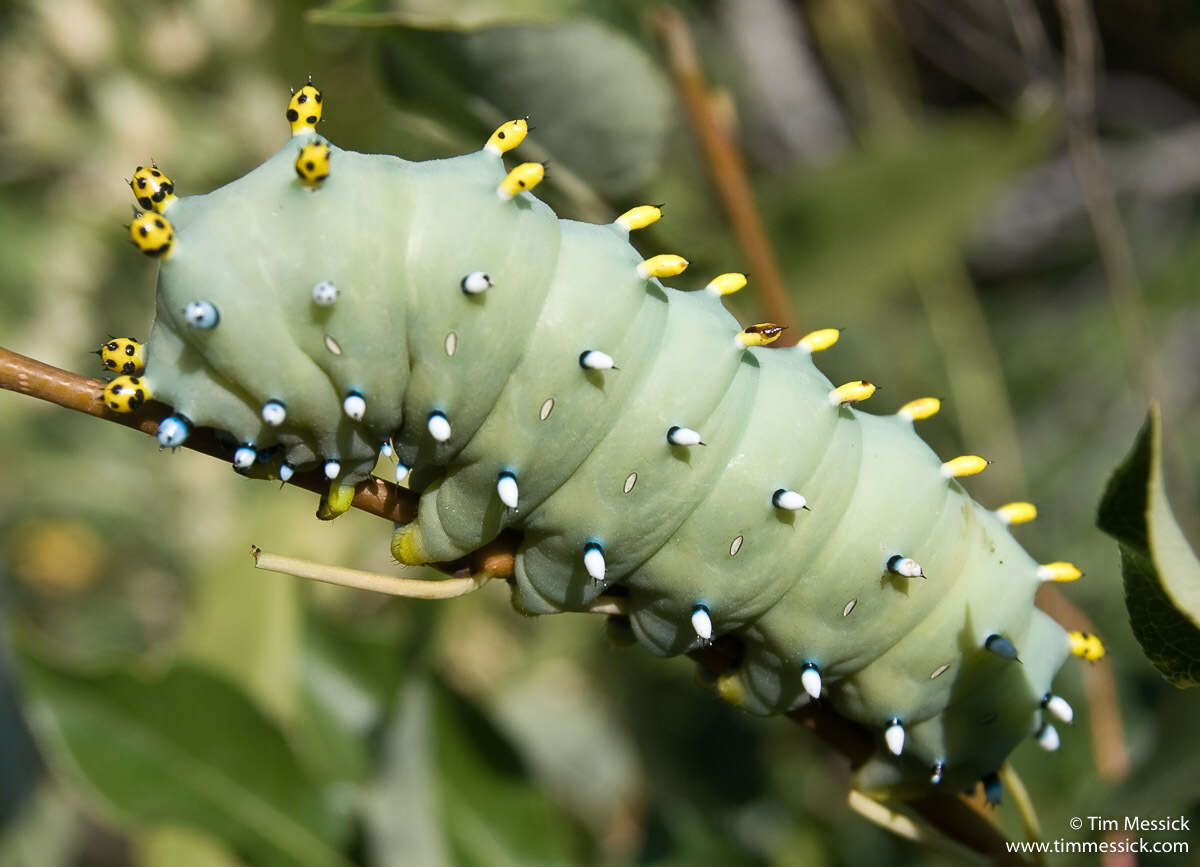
[[1098, 403, 1200, 688]]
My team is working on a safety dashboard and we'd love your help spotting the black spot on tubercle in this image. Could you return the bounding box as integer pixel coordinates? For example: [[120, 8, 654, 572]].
[[306, 115, 317, 124], [286, 109, 299, 122]]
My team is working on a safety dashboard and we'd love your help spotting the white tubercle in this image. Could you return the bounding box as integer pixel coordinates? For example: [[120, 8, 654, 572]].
[[1043, 694, 1074, 724], [691, 606, 713, 642], [261, 401, 287, 427], [497, 472, 519, 509], [311, 281, 339, 306], [583, 544, 606, 582], [323, 460, 340, 480], [380, 441, 393, 458], [667, 426, 702, 446], [579, 350, 615, 370], [773, 489, 807, 511], [884, 720, 905, 756], [1036, 723, 1060, 751], [428, 412, 451, 442], [460, 271, 492, 294], [278, 463, 294, 482], [232, 447, 256, 469], [395, 463, 410, 484], [887, 556, 924, 578], [342, 392, 366, 421], [801, 664, 822, 700]]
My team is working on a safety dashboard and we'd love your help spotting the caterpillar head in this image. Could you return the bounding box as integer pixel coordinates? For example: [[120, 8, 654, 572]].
[[129, 210, 174, 258], [102, 375, 150, 413], [129, 165, 175, 213], [295, 141, 331, 189], [287, 79, 323, 135], [97, 338, 145, 376]]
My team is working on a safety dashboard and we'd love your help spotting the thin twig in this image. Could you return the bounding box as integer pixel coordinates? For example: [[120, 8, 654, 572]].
[[651, 5, 798, 337], [0, 345, 1028, 864], [1056, 0, 1157, 401], [250, 546, 491, 598]]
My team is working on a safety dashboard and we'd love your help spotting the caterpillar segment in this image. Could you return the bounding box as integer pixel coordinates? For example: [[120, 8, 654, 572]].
[[120, 87, 1096, 798]]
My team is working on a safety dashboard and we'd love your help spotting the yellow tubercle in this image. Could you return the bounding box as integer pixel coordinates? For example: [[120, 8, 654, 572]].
[[703, 272, 746, 296], [390, 523, 432, 566], [295, 141, 331, 188], [996, 501, 1038, 525], [715, 672, 746, 707], [497, 162, 545, 200], [940, 455, 989, 478], [798, 328, 839, 353], [736, 323, 786, 348], [317, 482, 356, 521], [287, 78, 323, 135], [1068, 630, 1106, 661], [615, 204, 662, 232], [829, 380, 876, 406], [638, 254, 689, 280], [484, 118, 528, 155], [129, 210, 174, 258], [98, 338, 145, 376], [129, 165, 176, 213], [898, 397, 941, 421], [102, 375, 151, 413], [1038, 561, 1083, 583]]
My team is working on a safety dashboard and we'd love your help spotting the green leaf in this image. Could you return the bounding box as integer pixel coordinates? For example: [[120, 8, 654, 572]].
[[135, 826, 247, 867], [1098, 403, 1200, 688], [365, 674, 584, 867], [764, 114, 1054, 306], [17, 656, 352, 867]]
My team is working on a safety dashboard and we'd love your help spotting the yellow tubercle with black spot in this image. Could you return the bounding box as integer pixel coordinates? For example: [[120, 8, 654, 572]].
[[295, 141, 331, 189], [102, 375, 151, 413], [1068, 630, 1106, 661], [484, 119, 528, 155], [736, 323, 786, 348], [129, 210, 175, 258], [98, 338, 145, 376], [287, 79, 323, 135], [129, 166, 175, 213], [497, 162, 545, 200]]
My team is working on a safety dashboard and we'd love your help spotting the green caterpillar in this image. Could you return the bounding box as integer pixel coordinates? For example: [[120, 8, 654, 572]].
[[102, 79, 1103, 802]]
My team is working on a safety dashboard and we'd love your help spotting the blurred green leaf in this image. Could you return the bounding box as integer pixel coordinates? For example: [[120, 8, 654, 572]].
[[135, 826, 246, 867], [18, 656, 351, 867], [181, 559, 302, 726], [365, 18, 671, 200], [0, 784, 77, 867], [365, 674, 584, 867], [765, 115, 1054, 306], [1098, 403, 1200, 688], [311, 0, 583, 29]]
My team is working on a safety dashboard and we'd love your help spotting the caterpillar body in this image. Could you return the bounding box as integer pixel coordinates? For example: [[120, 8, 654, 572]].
[[106, 82, 1096, 801]]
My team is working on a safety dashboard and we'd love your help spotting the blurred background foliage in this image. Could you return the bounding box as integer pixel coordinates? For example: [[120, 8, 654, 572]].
[[1, 0, 1198, 864]]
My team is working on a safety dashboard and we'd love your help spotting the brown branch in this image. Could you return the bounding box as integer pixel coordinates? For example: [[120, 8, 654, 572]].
[[651, 5, 798, 338], [0, 344, 1026, 863]]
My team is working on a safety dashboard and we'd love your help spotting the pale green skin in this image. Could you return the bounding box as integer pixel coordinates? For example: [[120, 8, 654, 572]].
[[143, 134, 1070, 794]]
